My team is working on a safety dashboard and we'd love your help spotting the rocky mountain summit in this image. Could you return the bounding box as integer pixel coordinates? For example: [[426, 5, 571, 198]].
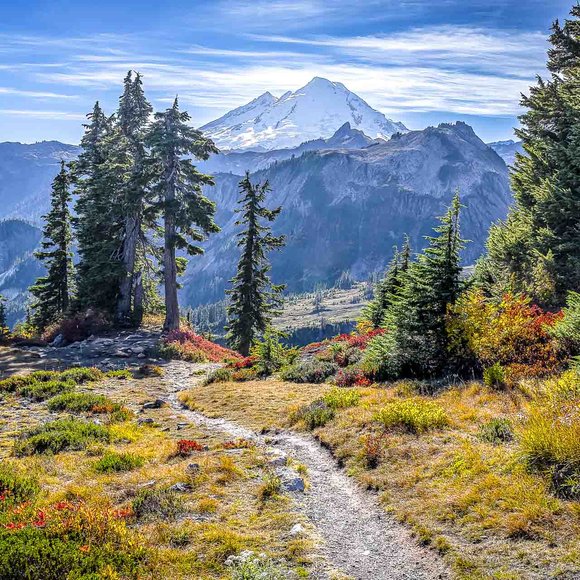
[[200, 77, 407, 151]]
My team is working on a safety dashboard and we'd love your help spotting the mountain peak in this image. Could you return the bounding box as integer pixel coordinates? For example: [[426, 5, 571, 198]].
[[201, 79, 407, 151]]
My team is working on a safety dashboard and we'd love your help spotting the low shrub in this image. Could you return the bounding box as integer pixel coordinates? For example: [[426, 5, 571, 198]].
[[0, 462, 39, 505], [105, 369, 134, 379], [483, 363, 506, 390], [231, 368, 258, 382], [136, 364, 163, 378], [519, 406, 580, 498], [291, 400, 335, 430], [0, 501, 145, 579], [374, 398, 448, 434], [203, 367, 233, 385], [361, 433, 385, 469], [550, 290, 580, 355], [232, 356, 256, 370], [132, 488, 184, 521], [222, 438, 255, 450], [160, 329, 241, 363], [0, 375, 37, 393], [257, 472, 282, 501], [175, 439, 206, 456], [18, 379, 75, 401], [479, 418, 513, 444], [14, 418, 110, 456], [93, 451, 144, 473], [280, 359, 338, 384], [59, 366, 104, 384], [42, 309, 111, 344], [322, 387, 361, 409], [335, 367, 372, 387], [542, 369, 580, 403], [46, 392, 131, 420], [228, 552, 289, 580], [250, 328, 291, 376]]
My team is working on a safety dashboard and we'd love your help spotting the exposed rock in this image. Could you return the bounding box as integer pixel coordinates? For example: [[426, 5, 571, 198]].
[[50, 334, 65, 347], [186, 463, 201, 474], [142, 399, 166, 410], [282, 476, 305, 493], [169, 482, 193, 493]]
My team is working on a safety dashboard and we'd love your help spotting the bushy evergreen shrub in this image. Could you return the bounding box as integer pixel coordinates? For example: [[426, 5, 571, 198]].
[[280, 359, 338, 383]]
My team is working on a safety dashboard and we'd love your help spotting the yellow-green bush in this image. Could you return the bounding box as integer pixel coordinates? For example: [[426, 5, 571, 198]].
[[374, 398, 448, 433], [322, 387, 361, 409]]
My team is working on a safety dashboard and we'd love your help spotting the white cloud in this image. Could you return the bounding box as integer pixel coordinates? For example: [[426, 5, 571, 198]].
[[0, 87, 77, 99], [0, 109, 86, 120]]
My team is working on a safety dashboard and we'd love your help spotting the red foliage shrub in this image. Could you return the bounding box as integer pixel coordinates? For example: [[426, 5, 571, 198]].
[[161, 329, 242, 363], [335, 368, 372, 387], [221, 438, 255, 450], [42, 309, 111, 344], [175, 440, 205, 456], [232, 356, 257, 370]]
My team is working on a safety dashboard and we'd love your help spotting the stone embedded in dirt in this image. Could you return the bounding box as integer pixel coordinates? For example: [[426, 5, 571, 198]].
[[142, 399, 166, 410], [129, 346, 146, 354], [112, 350, 130, 358], [268, 455, 288, 467], [50, 334, 66, 347], [282, 476, 305, 493], [138, 418, 155, 425], [289, 523, 304, 536], [137, 353, 146, 359], [169, 482, 193, 493], [177, 422, 189, 430], [186, 463, 200, 474]]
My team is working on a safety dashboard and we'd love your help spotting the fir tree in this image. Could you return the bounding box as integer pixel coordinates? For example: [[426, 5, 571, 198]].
[[116, 71, 154, 325], [365, 193, 464, 379], [147, 98, 219, 331], [73, 102, 127, 313], [29, 161, 74, 330], [0, 294, 7, 336], [477, 6, 580, 305], [226, 172, 285, 356], [362, 236, 410, 328]]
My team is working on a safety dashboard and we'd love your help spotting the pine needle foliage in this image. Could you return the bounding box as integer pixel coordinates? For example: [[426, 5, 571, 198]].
[[29, 161, 74, 330], [477, 7, 580, 306], [226, 173, 286, 356]]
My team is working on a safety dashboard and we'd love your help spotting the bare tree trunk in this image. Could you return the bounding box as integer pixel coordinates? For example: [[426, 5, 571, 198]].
[[163, 215, 179, 331], [116, 213, 139, 324], [133, 270, 144, 327]]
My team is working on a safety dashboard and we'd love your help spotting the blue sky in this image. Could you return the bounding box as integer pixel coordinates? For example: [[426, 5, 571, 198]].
[[0, 0, 573, 143]]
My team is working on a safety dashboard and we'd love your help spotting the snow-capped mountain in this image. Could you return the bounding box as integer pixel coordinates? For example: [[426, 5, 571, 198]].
[[487, 139, 523, 166], [200, 77, 407, 151]]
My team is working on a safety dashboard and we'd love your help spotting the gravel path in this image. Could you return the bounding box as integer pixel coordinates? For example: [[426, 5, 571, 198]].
[[163, 361, 448, 580]]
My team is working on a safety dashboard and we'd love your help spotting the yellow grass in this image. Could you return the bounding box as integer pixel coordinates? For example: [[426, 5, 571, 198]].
[[181, 378, 580, 579]]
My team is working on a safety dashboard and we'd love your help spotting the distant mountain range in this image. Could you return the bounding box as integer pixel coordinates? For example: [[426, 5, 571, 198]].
[[200, 77, 407, 151], [487, 139, 524, 166], [0, 78, 520, 325], [184, 121, 512, 306]]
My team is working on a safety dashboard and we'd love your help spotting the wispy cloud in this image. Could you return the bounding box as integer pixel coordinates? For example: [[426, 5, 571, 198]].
[[0, 109, 86, 120], [0, 87, 77, 99]]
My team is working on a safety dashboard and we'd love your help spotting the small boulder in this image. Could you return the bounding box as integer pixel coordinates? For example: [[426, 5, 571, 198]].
[[50, 334, 66, 347], [282, 476, 305, 493], [268, 455, 288, 467], [142, 399, 166, 410], [289, 523, 304, 536], [169, 482, 192, 493], [186, 463, 201, 474], [138, 418, 154, 425]]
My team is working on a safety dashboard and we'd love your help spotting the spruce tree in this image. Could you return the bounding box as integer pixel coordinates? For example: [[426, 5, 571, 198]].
[[365, 193, 463, 379], [477, 6, 580, 305], [147, 98, 219, 331], [226, 172, 285, 356], [73, 102, 127, 313], [29, 161, 74, 330], [0, 294, 7, 336], [362, 236, 410, 328], [116, 71, 153, 324]]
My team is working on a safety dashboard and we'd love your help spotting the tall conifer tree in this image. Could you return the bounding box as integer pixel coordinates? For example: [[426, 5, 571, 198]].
[[147, 98, 219, 331], [29, 161, 74, 330], [116, 71, 153, 324], [477, 6, 580, 305], [74, 102, 127, 313], [226, 172, 285, 356]]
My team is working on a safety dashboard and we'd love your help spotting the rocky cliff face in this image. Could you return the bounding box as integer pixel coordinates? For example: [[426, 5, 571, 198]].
[[183, 122, 512, 307]]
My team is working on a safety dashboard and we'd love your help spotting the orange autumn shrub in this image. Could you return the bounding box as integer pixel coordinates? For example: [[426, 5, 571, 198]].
[[447, 289, 563, 381]]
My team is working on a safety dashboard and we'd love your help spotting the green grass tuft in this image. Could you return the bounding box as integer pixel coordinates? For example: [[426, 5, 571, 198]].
[[93, 451, 144, 473], [374, 398, 448, 434]]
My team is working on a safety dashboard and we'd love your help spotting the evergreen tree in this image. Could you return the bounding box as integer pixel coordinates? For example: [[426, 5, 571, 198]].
[[477, 6, 580, 305], [29, 161, 74, 330], [226, 172, 286, 356], [116, 71, 154, 324], [147, 98, 219, 331], [362, 236, 410, 328], [73, 102, 127, 313], [0, 294, 7, 336], [365, 193, 463, 378]]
